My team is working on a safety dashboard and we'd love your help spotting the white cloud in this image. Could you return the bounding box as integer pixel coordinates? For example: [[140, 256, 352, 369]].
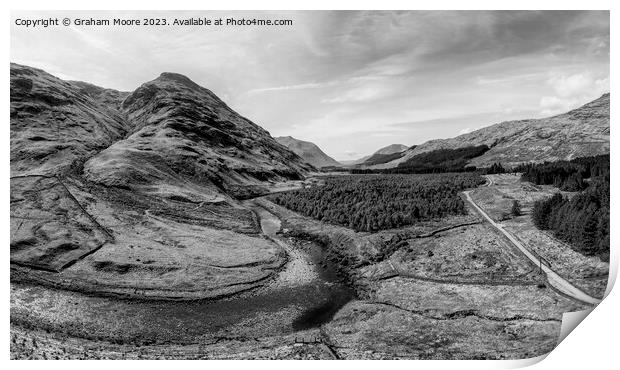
[[343, 150, 360, 158], [322, 85, 390, 104], [539, 71, 609, 115], [459, 127, 475, 135], [474, 72, 542, 86], [550, 73, 594, 98], [540, 96, 569, 115], [11, 10, 609, 160], [247, 81, 338, 94]]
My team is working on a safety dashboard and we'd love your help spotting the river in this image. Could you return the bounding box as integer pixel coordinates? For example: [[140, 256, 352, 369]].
[[12, 199, 355, 344]]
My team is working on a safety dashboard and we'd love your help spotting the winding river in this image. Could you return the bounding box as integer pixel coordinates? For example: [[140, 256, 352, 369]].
[[12, 199, 355, 344], [248, 200, 355, 330]]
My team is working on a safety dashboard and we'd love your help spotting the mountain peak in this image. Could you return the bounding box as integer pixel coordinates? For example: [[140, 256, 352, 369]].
[[374, 144, 409, 155], [154, 72, 202, 89], [10, 63, 311, 192], [123, 71, 223, 113], [275, 136, 340, 168]]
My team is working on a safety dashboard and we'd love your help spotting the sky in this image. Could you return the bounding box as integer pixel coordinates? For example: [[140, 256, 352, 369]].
[[11, 10, 609, 161]]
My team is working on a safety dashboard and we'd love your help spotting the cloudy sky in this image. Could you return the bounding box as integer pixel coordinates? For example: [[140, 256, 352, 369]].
[[11, 10, 609, 161]]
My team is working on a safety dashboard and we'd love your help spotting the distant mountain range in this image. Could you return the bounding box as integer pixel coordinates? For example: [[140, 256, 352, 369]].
[[11, 62, 610, 188], [360, 144, 410, 166], [368, 93, 610, 169], [275, 136, 340, 168], [372, 144, 409, 155], [341, 144, 409, 166]]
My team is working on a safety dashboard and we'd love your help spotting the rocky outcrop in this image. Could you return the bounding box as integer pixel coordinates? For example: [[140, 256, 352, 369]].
[[371, 94, 610, 169], [69, 80, 130, 111], [275, 136, 340, 168]]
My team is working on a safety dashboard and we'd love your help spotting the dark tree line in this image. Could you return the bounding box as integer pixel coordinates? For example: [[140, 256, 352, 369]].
[[529, 156, 609, 261], [485, 162, 507, 174], [351, 145, 489, 174], [395, 145, 489, 173], [362, 151, 406, 166], [517, 154, 609, 191], [271, 173, 484, 232]]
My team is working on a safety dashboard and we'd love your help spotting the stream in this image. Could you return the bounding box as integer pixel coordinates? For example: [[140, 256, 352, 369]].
[[12, 199, 355, 344], [247, 200, 355, 330]]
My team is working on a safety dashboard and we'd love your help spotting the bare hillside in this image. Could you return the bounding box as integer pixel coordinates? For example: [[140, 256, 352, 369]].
[[370, 94, 610, 169]]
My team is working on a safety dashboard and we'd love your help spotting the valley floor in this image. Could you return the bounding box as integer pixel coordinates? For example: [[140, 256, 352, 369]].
[[10, 174, 606, 359]]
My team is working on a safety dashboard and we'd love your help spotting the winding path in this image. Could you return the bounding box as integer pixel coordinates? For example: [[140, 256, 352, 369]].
[[463, 178, 601, 306]]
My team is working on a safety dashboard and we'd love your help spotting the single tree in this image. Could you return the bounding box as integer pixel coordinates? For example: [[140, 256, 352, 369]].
[[511, 200, 522, 217]]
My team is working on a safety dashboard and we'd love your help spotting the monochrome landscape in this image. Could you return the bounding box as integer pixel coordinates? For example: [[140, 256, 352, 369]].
[[10, 10, 610, 360]]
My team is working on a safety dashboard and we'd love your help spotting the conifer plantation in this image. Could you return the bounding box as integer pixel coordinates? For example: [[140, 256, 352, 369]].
[[518, 154, 609, 191], [271, 173, 484, 232], [527, 155, 610, 261]]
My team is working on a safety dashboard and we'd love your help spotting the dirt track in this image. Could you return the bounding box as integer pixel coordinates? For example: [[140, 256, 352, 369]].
[[463, 177, 601, 305]]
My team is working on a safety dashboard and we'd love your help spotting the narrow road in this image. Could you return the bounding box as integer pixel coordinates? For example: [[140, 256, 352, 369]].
[[463, 179, 601, 305]]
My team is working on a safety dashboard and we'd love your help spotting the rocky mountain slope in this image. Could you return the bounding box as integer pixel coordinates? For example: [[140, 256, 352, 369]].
[[10, 63, 313, 301], [339, 156, 371, 166], [342, 143, 409, 166], [10, 63, 128, 177], [69, 80, 130, 111], [359, 143, 409, 166], [11, 63, 312, 197], [372, 143, 409, 155], [275, 136, 340, 168], [84, 72, 312, 199], [371, 94, 610, 169]]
